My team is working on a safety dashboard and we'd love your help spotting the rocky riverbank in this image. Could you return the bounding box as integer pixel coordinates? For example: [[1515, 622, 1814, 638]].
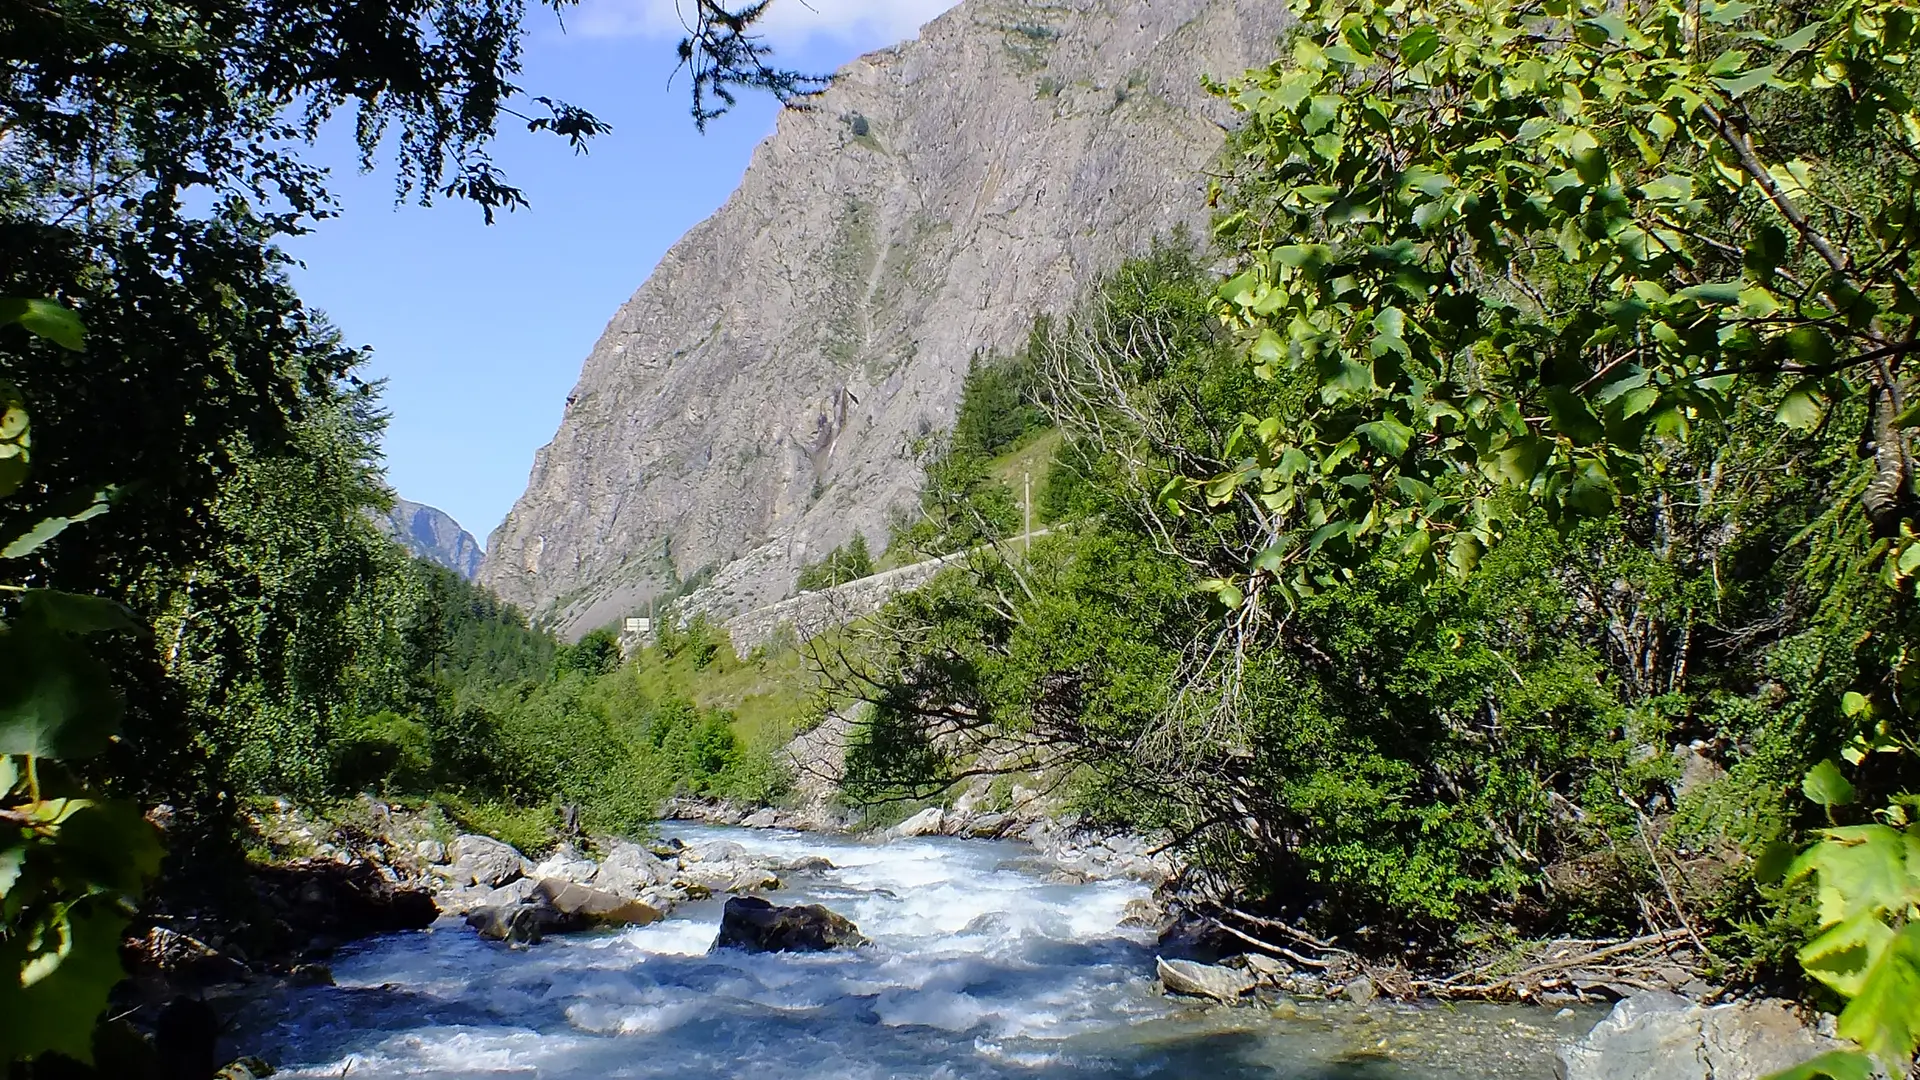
[[113, 801, 1859, 1080]]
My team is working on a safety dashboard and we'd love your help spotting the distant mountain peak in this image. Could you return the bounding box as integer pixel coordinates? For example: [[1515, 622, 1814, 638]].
[[378, 498, 484, 580]]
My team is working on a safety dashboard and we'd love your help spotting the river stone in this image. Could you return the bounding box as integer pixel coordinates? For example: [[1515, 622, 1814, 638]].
[[893, 807, 945, 837], [466, 903, 542, 947], [712, 896, 869, 953], [592, 842, 671, 897], [1556, 992, 1850, 1080], [1244, 954, 1290, 982], [1157, 956, 1257, 1003], [532, 879, 665, 930], [741, 808, 781, 829], [963, 812, 1010, 838], [448, 834, 528, 888], [781, 855, 836, 873], [683, 839, 749, 864], [415, 840, 448, 865], [724, 867, 782, 895], [532, 845, 600, 885]]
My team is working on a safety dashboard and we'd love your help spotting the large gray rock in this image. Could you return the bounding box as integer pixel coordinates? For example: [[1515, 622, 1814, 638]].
[[532, 845, 600, 885], [591, 842, 671, 897], [466, 903, 542, 947], [682, 839, 748, 864], [532, 879, 665, 930], [712, 896, 869, 953], [447, 834, 528, 889], [892, 807, 945, 837], [1156, 956, 1257, 1003], [479, 0, 1295, 638], [1557, 993, 1853, 1080]]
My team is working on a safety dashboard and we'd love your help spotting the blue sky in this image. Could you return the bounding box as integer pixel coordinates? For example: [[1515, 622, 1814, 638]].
[[285, 0, 960, 544]]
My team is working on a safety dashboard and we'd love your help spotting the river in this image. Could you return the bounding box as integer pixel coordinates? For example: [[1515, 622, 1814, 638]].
[[228, 824, 1596, 1078]]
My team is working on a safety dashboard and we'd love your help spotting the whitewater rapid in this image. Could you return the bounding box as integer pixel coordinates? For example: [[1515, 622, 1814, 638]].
[[227, 825, 1591, 1078]]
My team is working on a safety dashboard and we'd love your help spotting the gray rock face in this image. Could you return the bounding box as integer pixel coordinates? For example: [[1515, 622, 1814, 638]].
[[480, 0, 1293, 636], [377, 498, 484, 580], [1556, 993, 1852, 1080], [1156, 956, 1256, 1003], [712, 896, 870, 953]]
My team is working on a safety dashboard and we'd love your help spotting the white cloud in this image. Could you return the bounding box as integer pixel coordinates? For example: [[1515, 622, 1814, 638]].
[[572, 0, 960, 47]]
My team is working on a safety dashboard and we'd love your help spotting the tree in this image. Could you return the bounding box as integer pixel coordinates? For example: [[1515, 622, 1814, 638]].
[[1190, 0, 1920, 599], [1189, 0, 1920, 1071]]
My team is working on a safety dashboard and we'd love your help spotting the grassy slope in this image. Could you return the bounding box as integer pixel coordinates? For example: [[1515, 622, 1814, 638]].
[[628, 638, 821, 746], [987, 428, 1063, 519]]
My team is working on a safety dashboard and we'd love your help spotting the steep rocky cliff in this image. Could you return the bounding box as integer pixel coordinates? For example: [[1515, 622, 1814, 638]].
[[482, 0, 1289, 635], [379, 498, 485, 580]]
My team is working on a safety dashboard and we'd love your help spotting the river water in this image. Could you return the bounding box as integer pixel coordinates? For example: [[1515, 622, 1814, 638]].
[[228, 824, 1595, 1079]]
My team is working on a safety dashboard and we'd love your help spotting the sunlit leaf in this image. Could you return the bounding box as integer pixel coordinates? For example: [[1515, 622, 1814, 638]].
[[1804, 759, 1858, 806], [0, 626, 125, 759], [0, 298, 85, 353]]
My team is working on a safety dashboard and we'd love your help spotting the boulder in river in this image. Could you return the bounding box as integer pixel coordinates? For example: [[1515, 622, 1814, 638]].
[[712, 896, 869, 953], [447, 834, 528, 888], [532, 844, 600, 885], [892, 807, 945, 837], [466, 903, 542, 947], [1557, 992, 1851, 1080], [1156, 956, 1257, 1003], [591, 841, 672, 897], [532, 879, 665, 930], [683, 839, 748, 863]]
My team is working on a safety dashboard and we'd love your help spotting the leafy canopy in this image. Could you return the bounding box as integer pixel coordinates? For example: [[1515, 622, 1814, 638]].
[[1189, 0, 1920, 603]]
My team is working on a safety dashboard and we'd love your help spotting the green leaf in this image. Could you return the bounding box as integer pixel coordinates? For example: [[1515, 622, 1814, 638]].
[[1803, 759, 1858, 806], [1834, 923, 1920, 1066], [0, 298, 86, 352], [1401, 25, 1440, 64], [1677, 282, 1744, 306], [1713, 65, 1782, 99], [0, 901, 134, 1063], [1357, 415, 1415, 456], [1, 491, 114, 559], [1800, 910, 1895, 997], [1546, 390, 1607, 446], [1788, 825, 1910, 925], [0, 625, 125, 759], [1842, 691, 1871, 718], [1486, 437, 1552, 487], [0, 382, 28, 500], [1754, 839, 1798, 885], [18, 591, 138, 635], [1776, 389, 1825, 431], [1761, 1050, 1879, 1080], [1447, 534, 1483, 576]]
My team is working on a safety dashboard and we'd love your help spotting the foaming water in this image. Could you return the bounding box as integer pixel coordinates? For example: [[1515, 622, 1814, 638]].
[[227, 825, 1589, 1079]]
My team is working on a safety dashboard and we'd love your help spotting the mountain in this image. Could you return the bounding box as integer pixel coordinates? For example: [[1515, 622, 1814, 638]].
[[379, 499, 485, 580], [481, 0, 1290, 636]]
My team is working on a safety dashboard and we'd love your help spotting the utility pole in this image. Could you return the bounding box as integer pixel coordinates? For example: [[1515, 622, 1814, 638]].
[[1024, 470, 1032, 558]]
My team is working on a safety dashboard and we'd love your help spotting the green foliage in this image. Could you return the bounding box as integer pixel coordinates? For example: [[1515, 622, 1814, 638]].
[[1191, 0, 1920, 601], [0, 322, 162, 1066], [953, 346, 1048, 459], [796, 534, 875, 592], [555, 627, 622, 679], [1764, 769, 1920, 1075]]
